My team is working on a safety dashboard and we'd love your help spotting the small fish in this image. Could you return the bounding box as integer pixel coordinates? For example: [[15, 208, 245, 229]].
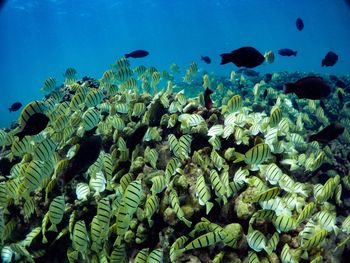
[[284, 76, 331, 100], [278, 49, 297, 56], [16, 113, 49, 141], [201, 56, 211, 64], [220, 46, 265, 68], [125, 50, 149, 59], [296, 17, 304, 31], [322, 51, 338, 67], [204, 87, 214, 109], [308, 122, 345, 143], [264, 50, 275, 63], [8, 102, 22, 112], [62, 135, 102, 184]]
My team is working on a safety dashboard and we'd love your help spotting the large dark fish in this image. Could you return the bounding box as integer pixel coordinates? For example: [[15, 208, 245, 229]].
[[16, 112, 49, 140], [125, 124, 148, 152], [201, 56, 211, 64], [220, 47, 265, 68], [9, 102, 22, 112], [309, 123, 345, 143], [284, 76, 331, 100], [62, 135, 102, 184], [204, 87, 214, 110], [125, 50, 149, 59], [278, 49, 297, 56], [296, 17, 304, 31], [322, 51, 338, 67]]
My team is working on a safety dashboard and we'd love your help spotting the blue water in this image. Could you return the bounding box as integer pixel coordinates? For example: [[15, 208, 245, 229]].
[[1, 0, 350, 128]]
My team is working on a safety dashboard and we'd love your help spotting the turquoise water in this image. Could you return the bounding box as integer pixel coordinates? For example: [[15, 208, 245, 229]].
[[1, 0, 350, 127]]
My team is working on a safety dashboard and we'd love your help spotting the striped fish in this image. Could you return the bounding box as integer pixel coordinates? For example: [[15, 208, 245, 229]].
[[169, 189, 192, 227], [21, 226, 41, 247], [247, 227, 268, 253], [208, 125, 224, 137], [261, 163, 283, 185], [182, 230, 226, 252], [234, 143, 271, 168], [110, 243, 127, 263], [48, 196, 65, 232], [120, 77, 137, 90], [132, 102, 146, 117], [301, 229, 327, 250], [144, 194, 159, 227], [247, 187, 281, 203], [249, 209, 276, 225], [70, 92, 86, 110], [248, 251, 260, 263], [123, 180, 142, 216], [196, 174, 214, 214], [211, 150, 224, 171], [72, 220, 88, 253], [33, 138, 57, 162], [209, 169, 227, 204], [226, 95, 242, 113], [147, 248, 163, 263], [89, 171, 106, 196], [41, 77, 56, 93], [170, 236, 187, 263], [82, 107, 100, 131], [85, 90, 104, 108], [273, 214, 297, 233], [76, 183, 90, 201], [297, 202, 316, 223], [96, 197, 111, 233], [134, 248, 149, 263], [269, 107, 282, 127]]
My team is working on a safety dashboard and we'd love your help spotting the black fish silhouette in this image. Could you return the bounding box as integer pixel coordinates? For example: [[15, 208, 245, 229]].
[[204, 87, 214, 110], [16, 113, 49, 140], [278, 49, 297, 56], [322, 51, 338, 67], [201, 56, 211, 64], [284, 76, 331, 100], [309, 123, 345, 143], [125, 50, 149, 58], [220, 47, 265, 68], [296, 17, 304, 31], [9, 102, 22, 112]]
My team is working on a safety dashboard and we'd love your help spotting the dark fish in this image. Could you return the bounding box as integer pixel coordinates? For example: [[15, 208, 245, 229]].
[[125, 124, 148, 152], [9, 102, 22, 112], [263, 89, 268, 99], [322, 51, 338, 67], [204, 87, 214, 110], [296, 17, 304, 31], [125, 50, 149, 59], [201, 56, 211, 64], [278, 49, 297, 56], [148, 99, 166, 127], [220, 47, 265, 68], [16, 112, 49, 140], [284, 76, 331, 100], [62, 135, 102, 184], [308, 123, 345, 143], [0, 0, 7, 11], [236, 68, 260, 77]]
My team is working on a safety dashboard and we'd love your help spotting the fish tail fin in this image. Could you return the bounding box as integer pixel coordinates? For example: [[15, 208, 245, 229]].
[[206, 202, 214, 214], [220, 53, 232, 65], [283, 83, 295, 94]]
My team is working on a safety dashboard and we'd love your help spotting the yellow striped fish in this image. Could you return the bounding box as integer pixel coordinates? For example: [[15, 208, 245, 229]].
[[85, 90, 104, 108], [19, 101, 48, 127], [41, 77, 56, 93], [72, 220, 88, 254], [195, 174, 214, 214], [269, 107, 282, 127], [144, 194, 159, 227], [48, 196, 65, 232], [182, 230, 226, 252], [147, 248, 163, 263], [123, 180, 142, 216], [209, 169, 227, 204], [134, 248, 149, 263], [246, 187, 281, 203], [169, 189, 192, 227], [82, 107, 100, 131], [273, 214, 297, 233], [234, 143, 271, 169]]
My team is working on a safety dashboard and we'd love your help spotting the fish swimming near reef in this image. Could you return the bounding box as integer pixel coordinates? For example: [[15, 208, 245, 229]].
[[201, 56, 211, 64], [15, 112, 49, 140], [236, 68, 260, 77], [61, 134, 102, 184], [8, 102, 22, 112], [308, 123, 345, 143], [278, 49, 297, 57], [322, 51, 338, 67], [296, 17, 304, 31], [220, 47, 265, 68], [284, 76, 331, 100], [204, 87, 214, 110], [125, 50, 149, 59]]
